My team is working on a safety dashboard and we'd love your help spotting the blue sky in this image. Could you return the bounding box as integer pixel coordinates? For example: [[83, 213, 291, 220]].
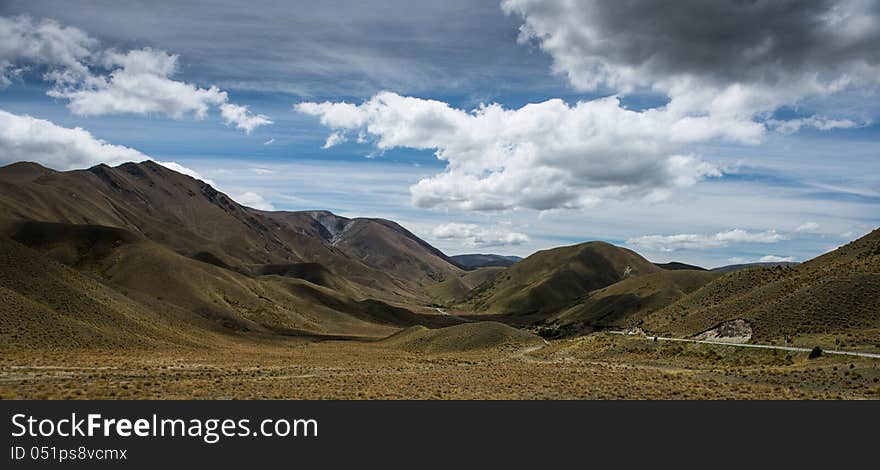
[[1, 1, 878, 267]]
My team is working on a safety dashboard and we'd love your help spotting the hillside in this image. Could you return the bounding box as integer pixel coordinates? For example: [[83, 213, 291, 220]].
[[711, 261, 799, 273], [450, 254, 522, 269], [378, 322, 542, 353], [644, 229, 880, 345], [0, 161, 462, 301], [424, 266, 506, 305], [547, 270, 721, 335], [463, 241, 661, 316], [656, 262, 707, 271], [0, 219, 456, 349]]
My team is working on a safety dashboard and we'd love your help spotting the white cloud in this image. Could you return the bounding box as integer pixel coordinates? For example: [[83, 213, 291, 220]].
[[627, 228, 787, 252], [219, 103, 272, 134], [0, 108, 147, 169], [432, 222, 528, 248], [0, 108, 210, 188], [52, 48, 227, 118], [1, 16, 270, 133], [767, 116, 862, 134], [298, 92, 734, 211], [0, 15, 95, 87], [759, 255, 796, 263], [263, 138, 275, 145], [322, 131, 346, 149], [795, 222, 820, 233], [233, 191, 274, 211]]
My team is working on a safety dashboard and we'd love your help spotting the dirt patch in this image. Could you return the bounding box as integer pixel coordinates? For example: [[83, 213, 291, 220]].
[[694, 319, 752, 343]]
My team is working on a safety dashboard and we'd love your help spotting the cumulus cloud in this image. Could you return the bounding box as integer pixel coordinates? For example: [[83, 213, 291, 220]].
[[0, 15, 95, 87], [759, 255, 797, 263], [0, 108, 211, 188], [233, 191, 275, 211], [627, 229, 787, 252], [0, 108, 147, 169], [219, 103, 272, 134], [502, 0, 880, 134], [432, 222, 528, 248], [0, 16, 270, 133], [53, 48, 226, 118], [298, 92, 732, 211]]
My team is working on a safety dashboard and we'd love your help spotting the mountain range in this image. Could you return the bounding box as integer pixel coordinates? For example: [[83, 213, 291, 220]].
[[1, 161, 877, 351]]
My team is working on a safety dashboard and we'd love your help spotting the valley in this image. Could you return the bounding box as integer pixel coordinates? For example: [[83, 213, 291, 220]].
[[1, 161, 878, 400]]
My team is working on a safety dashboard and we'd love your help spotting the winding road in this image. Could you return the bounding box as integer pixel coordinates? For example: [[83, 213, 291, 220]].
[[608, 331, 880, 359]]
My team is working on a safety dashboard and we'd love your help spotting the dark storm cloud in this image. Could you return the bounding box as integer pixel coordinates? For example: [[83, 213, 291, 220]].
[[504, 0, 880, 91]]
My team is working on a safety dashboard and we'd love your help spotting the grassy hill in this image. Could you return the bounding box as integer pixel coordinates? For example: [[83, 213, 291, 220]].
[[424, 266, 505, 305], [643, 229, 880, 346], [378, 322, 542, 353], [548, 270, 721, 334], [463, 241, 661, 316]]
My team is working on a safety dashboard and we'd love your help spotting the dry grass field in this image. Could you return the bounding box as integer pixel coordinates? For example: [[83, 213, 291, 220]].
[[3, 333, 878, 400]]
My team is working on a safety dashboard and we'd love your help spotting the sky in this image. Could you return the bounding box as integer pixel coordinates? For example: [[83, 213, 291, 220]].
[[1, 0, 879, 268]]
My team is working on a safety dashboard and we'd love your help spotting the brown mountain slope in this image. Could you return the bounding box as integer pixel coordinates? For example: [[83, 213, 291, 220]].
[[463, 241, 661, 316], [547, 270, 721, 334], [264, 211, 462, 289], [643, 228, 880, 345], [0, 234, 233, 350], [0, 220, 453, 347], [425, 266, 506, 305], [0, 161, 461, 301]]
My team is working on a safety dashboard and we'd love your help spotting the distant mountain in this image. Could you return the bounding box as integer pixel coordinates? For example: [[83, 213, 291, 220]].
[[450, 253, 522, 269], [655, 262, 707, 271], [463, 241, 661, 316], [644, 230, 880, 344], [711, 261, 799, 273]]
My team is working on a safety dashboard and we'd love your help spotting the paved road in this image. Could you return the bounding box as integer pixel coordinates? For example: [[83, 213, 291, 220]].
[[608, 331, 880, 359]]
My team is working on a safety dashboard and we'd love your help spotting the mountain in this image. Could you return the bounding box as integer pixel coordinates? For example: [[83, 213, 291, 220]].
[[450, 254, 522, 269], [463, 241, 662, 316], [0, 161, 472, 348], [711, 261, 799, 273], [643, 229, 880, 344], [0, 219, 458, 349], [0, 161, 462, 302], [656, 261, 707, 271]]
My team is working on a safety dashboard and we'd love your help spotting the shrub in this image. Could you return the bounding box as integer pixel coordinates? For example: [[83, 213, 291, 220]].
[[808, 346, 823, 359]]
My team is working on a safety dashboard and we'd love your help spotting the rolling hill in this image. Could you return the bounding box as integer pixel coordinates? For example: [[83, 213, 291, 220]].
[[656, 262, 707, 271], [643, 229, 880, 344], [547, 269, 721, 335], [463, 241, 662, 316]]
